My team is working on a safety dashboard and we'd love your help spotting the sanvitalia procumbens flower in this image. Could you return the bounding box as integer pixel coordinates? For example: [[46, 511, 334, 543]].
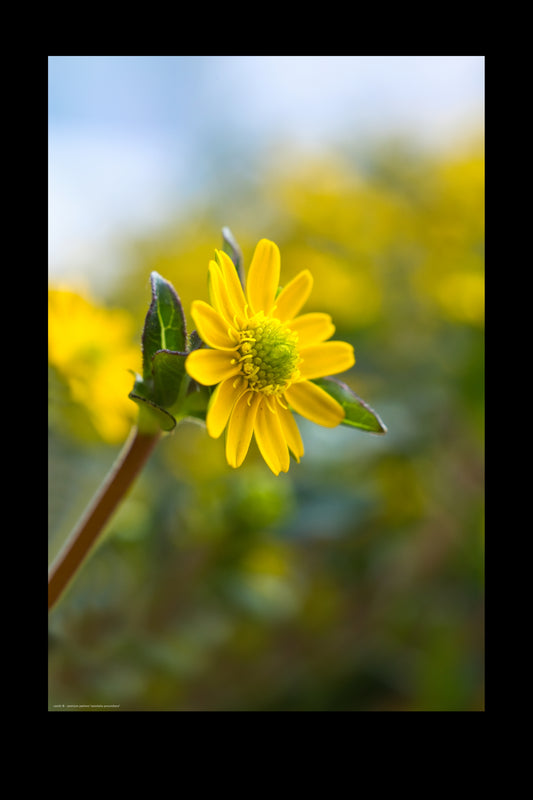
[[185, 239, 355, 475]]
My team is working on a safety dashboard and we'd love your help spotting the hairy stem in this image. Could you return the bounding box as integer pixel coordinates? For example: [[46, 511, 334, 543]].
[[48, 427, 161, 611]]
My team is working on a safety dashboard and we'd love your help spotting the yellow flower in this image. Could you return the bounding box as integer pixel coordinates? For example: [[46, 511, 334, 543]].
[[185, 239, 355, 475], [48, 286, 139, 443]]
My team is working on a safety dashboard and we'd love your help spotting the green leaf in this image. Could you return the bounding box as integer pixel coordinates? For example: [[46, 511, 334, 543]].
[[128, 374, 177, 433], [131, 272, 191, 432], [312, 377, 387, 434], [142, 272, 187, 383], [129, 393, 177, 433], [151, 349, 188, 410], [128, 269, 215, 432]]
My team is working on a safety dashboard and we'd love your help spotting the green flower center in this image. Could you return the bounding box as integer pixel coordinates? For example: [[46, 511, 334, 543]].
[[236, 313, 300, 395]]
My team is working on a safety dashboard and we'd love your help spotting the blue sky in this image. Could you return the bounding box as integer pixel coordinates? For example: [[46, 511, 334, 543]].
[[48, 56, 484, 284]]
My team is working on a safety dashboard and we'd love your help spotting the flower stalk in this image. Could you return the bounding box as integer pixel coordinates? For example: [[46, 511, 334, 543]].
[[48, 426, 160, 611]]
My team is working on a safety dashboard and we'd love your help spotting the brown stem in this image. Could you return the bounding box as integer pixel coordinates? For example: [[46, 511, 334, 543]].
[[48, 427, 161, 611]]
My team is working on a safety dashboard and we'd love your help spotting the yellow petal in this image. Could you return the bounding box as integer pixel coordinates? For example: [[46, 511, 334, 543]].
[[191, 300, 239, 351], [185, 348, 241, 386], [208, 261, 237, 325], [299, 342, 355, 380], [273, 269, 313, 322], [246, 239, 280, 315], [276, 401, 304, 461], [285, 380, 345, 428], [288, 312, 335, 347], [226, 390, 261, 468], [215, 249, 247, 321], [254, 398, 290, 475], [206, 376, 246, 439]]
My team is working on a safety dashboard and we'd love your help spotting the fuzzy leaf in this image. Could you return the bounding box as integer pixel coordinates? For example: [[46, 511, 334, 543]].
[[151, 349, 188, 410], [142, 272, 187, 383], [128, 374, 177, 433]]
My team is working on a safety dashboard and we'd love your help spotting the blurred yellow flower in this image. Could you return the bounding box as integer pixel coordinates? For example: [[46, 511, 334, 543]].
[[284, 246, 383, 328], [48, 287, 139, 443], [410, 150, 484, 326], [435, 271, 484, 325], [186, 240, 355, 475]]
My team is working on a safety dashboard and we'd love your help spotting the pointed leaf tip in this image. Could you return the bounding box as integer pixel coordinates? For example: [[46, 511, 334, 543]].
[[312, 377, 387, 434]]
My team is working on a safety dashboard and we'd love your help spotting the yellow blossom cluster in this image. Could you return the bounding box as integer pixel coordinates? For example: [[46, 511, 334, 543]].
[[48, 287, 140, 443]]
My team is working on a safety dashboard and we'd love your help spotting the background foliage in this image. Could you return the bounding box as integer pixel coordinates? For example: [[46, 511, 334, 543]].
[[49, 137, 484, 711]]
